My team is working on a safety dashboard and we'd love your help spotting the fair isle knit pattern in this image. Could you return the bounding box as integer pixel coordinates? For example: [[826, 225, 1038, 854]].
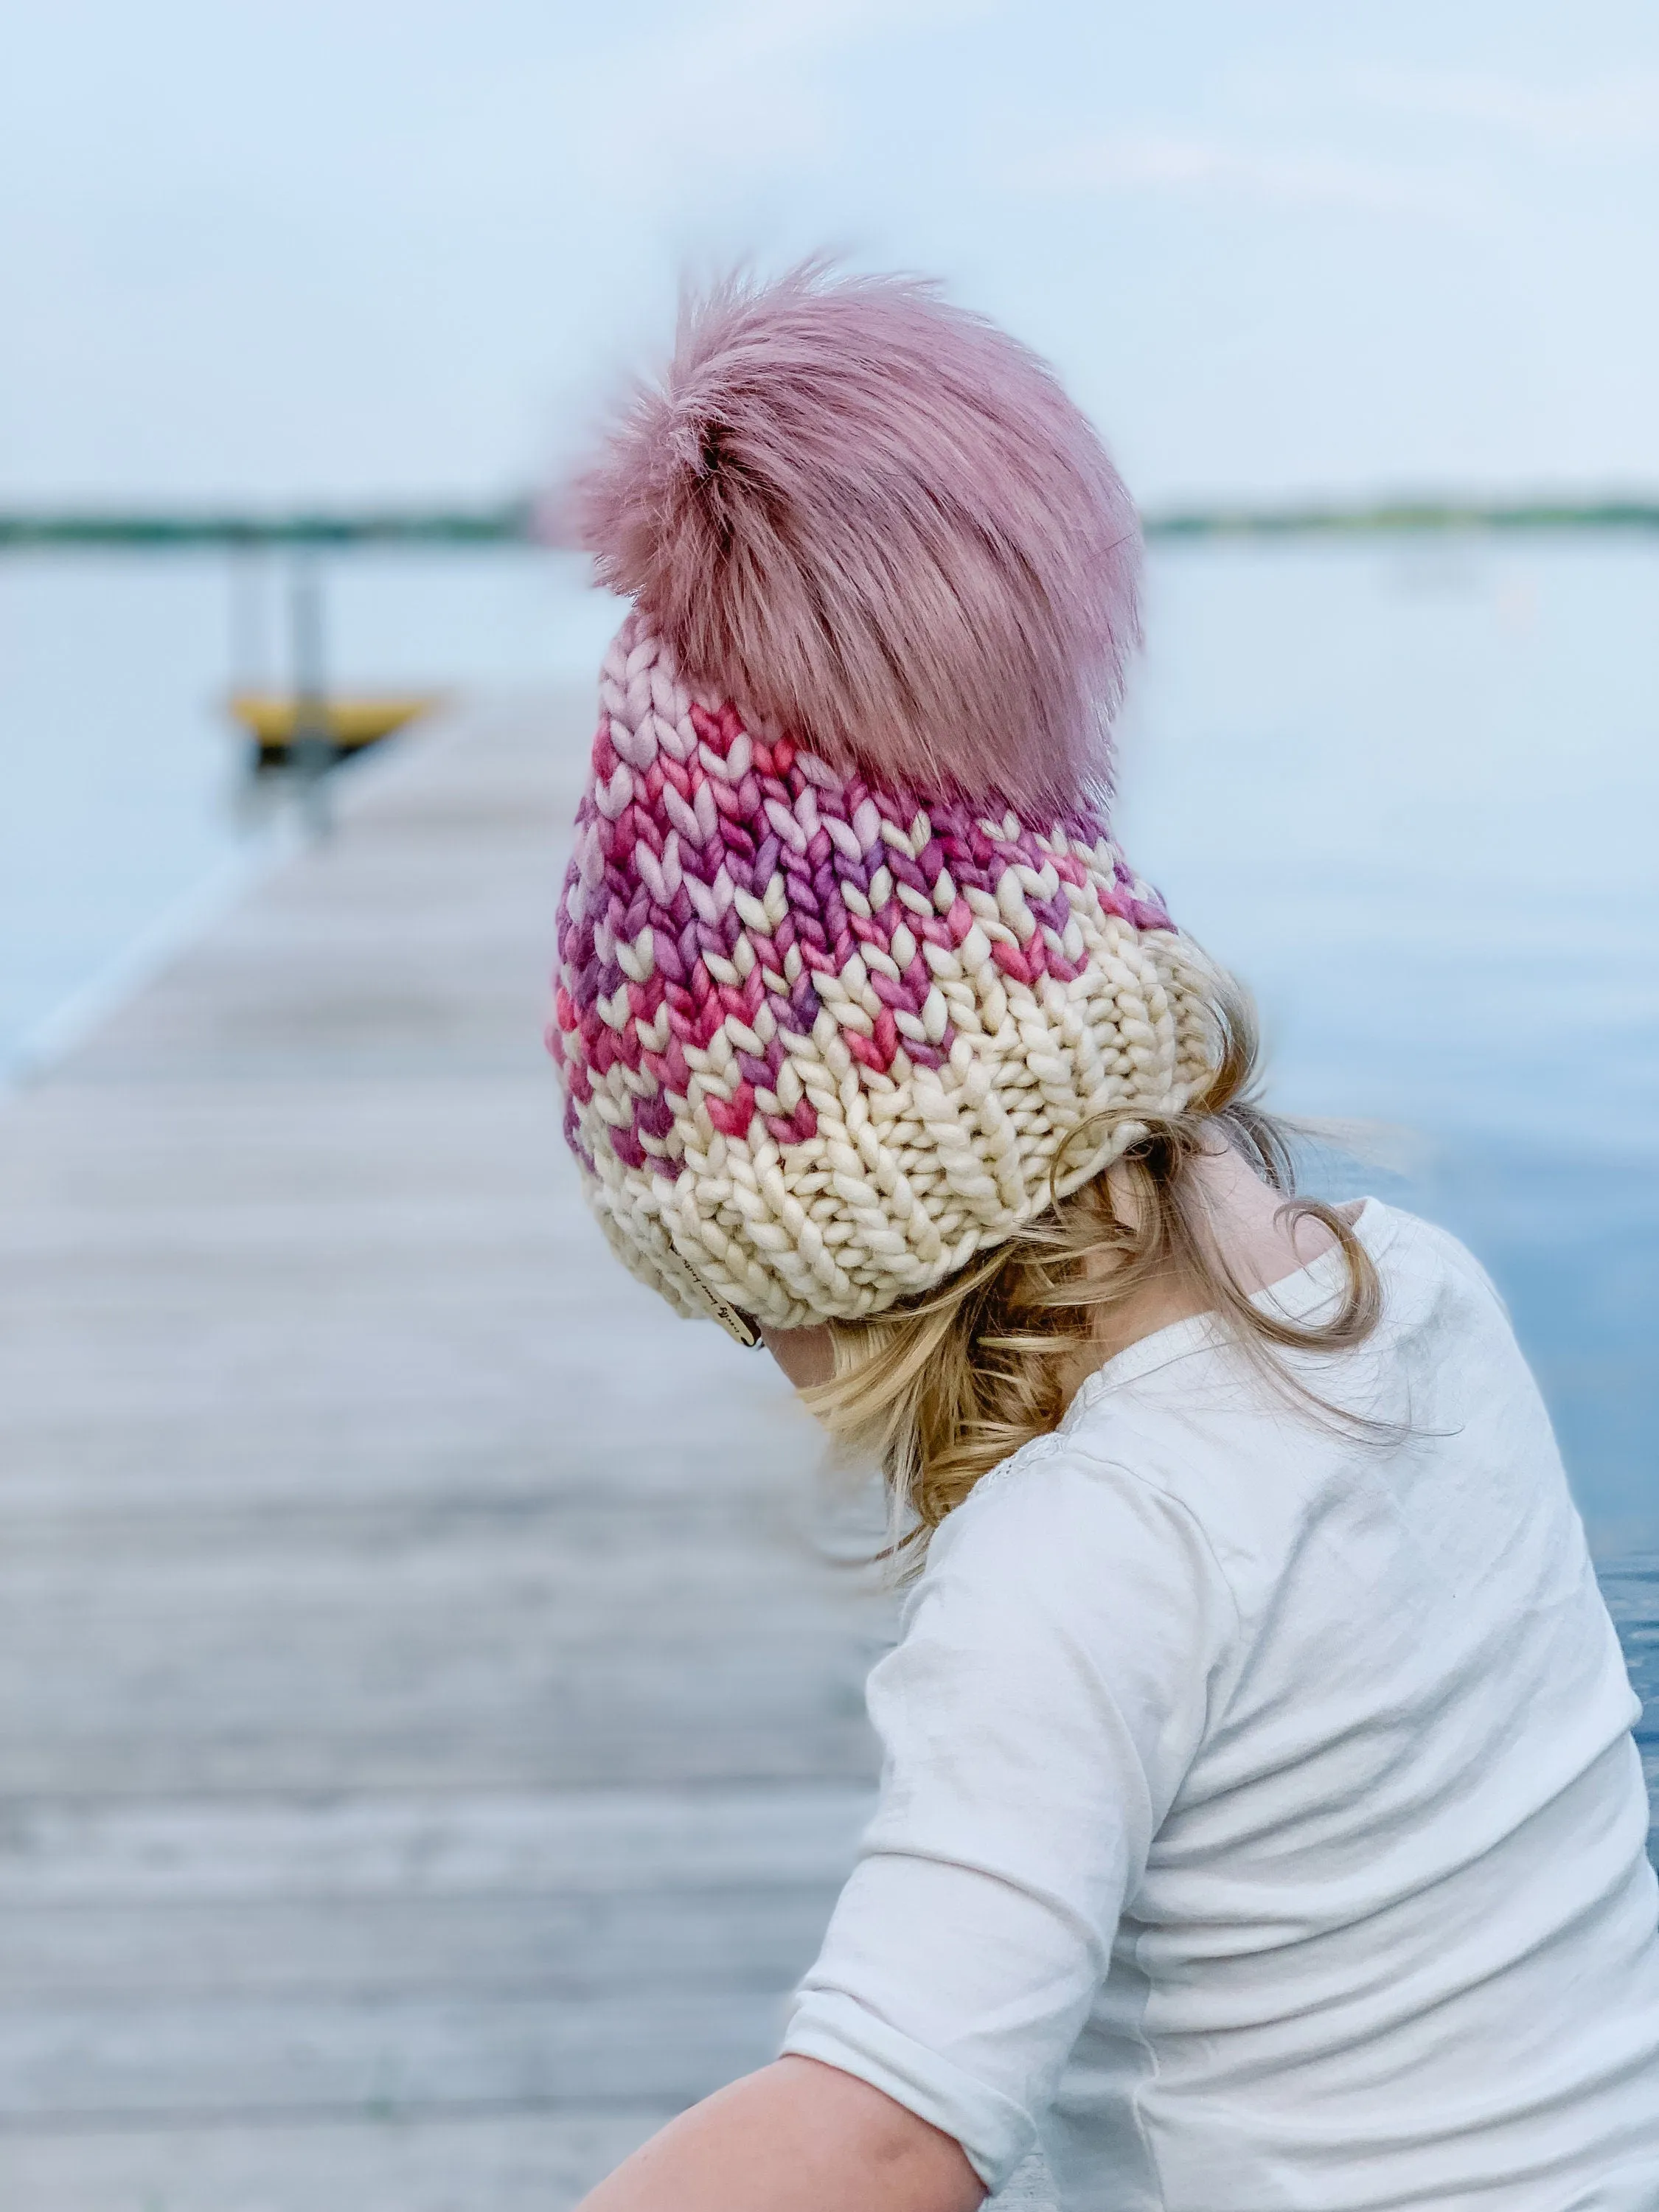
[[549, 615, 1216, 1330]]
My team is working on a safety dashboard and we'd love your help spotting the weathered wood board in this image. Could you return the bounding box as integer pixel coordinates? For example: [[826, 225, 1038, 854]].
[[0, 699, 893, 2211]]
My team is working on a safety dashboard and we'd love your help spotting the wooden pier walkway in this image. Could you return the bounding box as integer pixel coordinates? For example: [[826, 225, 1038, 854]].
[[0, 702, 893, 2211]]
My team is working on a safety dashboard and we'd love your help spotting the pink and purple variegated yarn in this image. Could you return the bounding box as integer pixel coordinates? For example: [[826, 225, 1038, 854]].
[[549, 617, 1215, 1330]]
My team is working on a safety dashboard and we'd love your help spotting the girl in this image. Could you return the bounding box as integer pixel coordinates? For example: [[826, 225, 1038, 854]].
[[549, 267, 1659, 2211]]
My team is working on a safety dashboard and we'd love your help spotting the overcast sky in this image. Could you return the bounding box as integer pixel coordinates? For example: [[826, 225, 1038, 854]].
[[3, 0, 1656, 507]]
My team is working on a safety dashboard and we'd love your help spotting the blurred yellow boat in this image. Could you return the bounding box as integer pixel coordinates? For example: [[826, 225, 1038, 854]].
[[229, 691, 441, 768]]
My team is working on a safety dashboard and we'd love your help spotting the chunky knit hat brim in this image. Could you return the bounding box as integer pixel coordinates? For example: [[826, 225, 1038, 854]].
[[549, 616, 1215, 1330]]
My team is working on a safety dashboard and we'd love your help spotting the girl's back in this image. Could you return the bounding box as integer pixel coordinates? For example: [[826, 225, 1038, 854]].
[[557, 268, 1659, 2212], [787, 1203, 1659, 2208]]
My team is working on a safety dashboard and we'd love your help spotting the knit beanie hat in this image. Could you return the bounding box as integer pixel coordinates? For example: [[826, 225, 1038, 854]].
[[548, 268, 1216, 1336]]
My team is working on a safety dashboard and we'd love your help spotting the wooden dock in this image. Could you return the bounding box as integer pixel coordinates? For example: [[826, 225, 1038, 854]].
[[0, 700, 894, 2211]]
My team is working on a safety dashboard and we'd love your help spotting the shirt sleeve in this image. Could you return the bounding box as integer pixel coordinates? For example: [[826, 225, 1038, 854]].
[[780, 1441, 1239, 2194]]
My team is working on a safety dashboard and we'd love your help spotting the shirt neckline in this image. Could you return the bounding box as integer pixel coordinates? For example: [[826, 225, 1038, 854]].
[[1060, 1196, 1398, 1431]]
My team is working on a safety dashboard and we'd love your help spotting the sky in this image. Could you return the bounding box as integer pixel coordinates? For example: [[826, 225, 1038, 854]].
[[2, 0, 1658, 509]]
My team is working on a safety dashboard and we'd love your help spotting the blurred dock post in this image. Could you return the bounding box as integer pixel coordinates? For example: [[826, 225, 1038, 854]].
[[287, 556, 336, 830]]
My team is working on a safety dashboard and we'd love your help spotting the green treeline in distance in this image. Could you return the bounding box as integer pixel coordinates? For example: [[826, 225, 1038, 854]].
[[1, 497, 1657, 554]]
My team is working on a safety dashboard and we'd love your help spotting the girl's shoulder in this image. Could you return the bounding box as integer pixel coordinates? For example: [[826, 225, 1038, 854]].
[[917, 1417, 1242, 1634], [928, 1200, 1532, 1617], [900, 1422, 1245, 1686]]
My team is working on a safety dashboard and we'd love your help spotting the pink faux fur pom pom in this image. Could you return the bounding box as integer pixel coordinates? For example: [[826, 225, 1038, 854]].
[[573, 264, 1142, 816]]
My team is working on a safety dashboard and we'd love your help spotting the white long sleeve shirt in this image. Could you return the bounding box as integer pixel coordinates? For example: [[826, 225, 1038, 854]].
[[783, 1202, 1659, 2210]]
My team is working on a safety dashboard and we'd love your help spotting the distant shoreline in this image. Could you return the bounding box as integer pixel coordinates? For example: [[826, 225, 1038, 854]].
[[4, 493, 1658, 554]]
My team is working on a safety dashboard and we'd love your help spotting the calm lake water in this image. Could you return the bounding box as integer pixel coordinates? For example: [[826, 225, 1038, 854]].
[[2, 539, 1655, 1620]]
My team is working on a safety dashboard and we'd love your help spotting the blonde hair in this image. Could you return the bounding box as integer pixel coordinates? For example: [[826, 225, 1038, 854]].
[[803, 972, 1382, 1562]]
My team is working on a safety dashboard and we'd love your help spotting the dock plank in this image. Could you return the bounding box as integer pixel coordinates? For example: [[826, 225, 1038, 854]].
[[0, 700, 891, 2209], [4, 2112, 669, 2212]]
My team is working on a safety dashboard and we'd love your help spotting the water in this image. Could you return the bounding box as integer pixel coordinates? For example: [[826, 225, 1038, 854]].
[[1120, 539, 1659, 1565], [0, 546, 619, 1067], [2, 537, 1655, 1585]]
